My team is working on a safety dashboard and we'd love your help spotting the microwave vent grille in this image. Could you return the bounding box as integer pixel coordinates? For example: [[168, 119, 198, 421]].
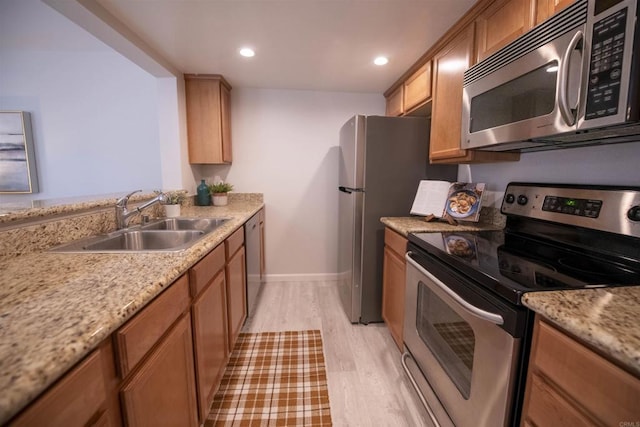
[[463, 0, 588, 87]]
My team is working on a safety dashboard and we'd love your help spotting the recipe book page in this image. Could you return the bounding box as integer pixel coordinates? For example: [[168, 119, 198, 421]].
[[410, 180, 452, 217]]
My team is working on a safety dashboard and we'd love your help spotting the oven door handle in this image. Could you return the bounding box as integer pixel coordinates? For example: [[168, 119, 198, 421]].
[[406, 252, 504, 325]]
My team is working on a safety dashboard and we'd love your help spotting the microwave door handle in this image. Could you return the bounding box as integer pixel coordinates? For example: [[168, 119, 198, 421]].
[[406, 252, 504, 325], [558, 30, 584, 126]]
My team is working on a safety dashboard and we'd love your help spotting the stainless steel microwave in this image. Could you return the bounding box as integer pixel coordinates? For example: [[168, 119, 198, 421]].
[[462, 0, 640, 152]]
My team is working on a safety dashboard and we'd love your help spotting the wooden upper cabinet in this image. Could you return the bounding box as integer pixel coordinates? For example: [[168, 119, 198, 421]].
[[403, 62, 432, 113], [535, 0, 577, 25], [430, 24, 519, 164], [475, 0, 535, 62], [385, 85, 404, 117], [185, 74, 232, 164], [430, 25, 474, 162]]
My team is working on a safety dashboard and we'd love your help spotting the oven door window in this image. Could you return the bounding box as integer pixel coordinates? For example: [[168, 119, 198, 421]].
[[416, 280, 475, 399]]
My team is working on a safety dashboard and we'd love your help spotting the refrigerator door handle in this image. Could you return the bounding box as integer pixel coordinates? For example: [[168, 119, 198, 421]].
[[338, 186, 364, 194]]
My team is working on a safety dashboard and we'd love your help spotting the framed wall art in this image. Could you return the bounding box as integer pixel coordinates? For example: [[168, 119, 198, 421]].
[[0, 111, 39, 193]]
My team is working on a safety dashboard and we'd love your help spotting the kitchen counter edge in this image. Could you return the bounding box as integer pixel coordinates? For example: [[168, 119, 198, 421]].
[[0, 199, 264, 424], [522, 287, 640, 377]]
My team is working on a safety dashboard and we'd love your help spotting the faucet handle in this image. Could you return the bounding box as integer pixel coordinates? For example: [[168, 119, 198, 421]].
[[116, 190, 142, 207]]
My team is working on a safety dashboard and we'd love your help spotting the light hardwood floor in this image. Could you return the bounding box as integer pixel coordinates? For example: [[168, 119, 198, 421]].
[[242, 281, 432, 427]]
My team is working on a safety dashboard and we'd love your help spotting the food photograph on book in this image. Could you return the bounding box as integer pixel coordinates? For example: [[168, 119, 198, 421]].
[[410, 180, 485, 222]]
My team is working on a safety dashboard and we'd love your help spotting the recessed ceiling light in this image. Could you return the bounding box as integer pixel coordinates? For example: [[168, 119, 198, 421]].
[[239, 47, 255, 58], [374, 56, 389, 66]]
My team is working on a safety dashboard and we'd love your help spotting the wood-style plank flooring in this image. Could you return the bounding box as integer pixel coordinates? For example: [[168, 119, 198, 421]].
[[242, 281, 432, 427]]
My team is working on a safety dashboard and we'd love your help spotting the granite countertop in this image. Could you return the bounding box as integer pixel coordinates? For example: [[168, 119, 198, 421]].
[[380, 215, 503, 237], [523, 287, 640, 376], [0, 198, 264, 424]]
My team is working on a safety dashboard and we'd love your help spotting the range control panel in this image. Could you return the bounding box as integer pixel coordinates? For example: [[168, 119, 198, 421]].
[[501, 183, 640, 237], [541, 196, 603, 218]]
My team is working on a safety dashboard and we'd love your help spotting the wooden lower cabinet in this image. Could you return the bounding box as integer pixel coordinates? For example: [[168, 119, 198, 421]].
[[191, 271, 228, 422], [522, 317, 640, 426], [10, 340, 118, 427], [226, 242, 247, 350], [381, 228, 408, 350], [120, 313, 198, 427]]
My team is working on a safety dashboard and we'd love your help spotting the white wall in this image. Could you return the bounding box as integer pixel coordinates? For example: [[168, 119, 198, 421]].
[[0, 0, 165, 203], [467, 142, 640, 196], [196, 88, 384, 280]]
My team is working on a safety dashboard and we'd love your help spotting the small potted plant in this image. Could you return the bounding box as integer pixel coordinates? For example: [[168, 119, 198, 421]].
[[159, 190, 187, 217], [207, 181, 233, 206]]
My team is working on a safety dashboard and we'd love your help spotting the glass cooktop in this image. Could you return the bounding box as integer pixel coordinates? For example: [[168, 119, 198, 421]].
[[408, 230, 640, 304]]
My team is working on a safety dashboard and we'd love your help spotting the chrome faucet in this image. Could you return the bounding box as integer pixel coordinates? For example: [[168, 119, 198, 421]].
[[115, 190, 168, 229]]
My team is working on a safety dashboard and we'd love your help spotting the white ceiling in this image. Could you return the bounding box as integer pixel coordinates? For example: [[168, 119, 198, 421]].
[[92, 0, 476, 93]]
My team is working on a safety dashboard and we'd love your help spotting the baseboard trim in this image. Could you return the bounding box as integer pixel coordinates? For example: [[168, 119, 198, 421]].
[[263, 273, 340, 283]]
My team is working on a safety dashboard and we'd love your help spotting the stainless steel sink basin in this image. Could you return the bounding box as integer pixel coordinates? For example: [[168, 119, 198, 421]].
[[140, 217, 228, 233], [83, 230, 204, 251], [50, 217, 229, 253]]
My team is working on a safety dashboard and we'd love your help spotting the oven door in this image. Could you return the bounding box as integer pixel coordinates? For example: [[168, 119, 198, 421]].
[[403, 251, 521, 427]]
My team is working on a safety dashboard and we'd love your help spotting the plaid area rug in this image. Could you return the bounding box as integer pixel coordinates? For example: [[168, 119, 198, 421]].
[[206, 330, 332, 426]]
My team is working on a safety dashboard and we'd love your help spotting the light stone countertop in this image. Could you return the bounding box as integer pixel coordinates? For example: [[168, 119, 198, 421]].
[[380, 214, 504, 237], [0, 198, 264, 424], [522, 287, 640, 376]]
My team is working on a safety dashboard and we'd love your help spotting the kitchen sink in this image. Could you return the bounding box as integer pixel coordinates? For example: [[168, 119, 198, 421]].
[[50, 217, 229, 253], [140, 217, 228, 233]]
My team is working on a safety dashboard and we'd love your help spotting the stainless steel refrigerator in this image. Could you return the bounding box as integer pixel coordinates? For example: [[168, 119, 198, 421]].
[[337, 115, 456, 324]]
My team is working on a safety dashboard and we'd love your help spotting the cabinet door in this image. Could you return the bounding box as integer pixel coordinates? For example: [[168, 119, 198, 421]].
[[430, 24, 520, 164], [192, 271, 228, 422], [385, 86, 404, 117], [430, 25, 475, 161], [475, 0, 535, 62], [10, 348, 109, 427], [185, 74, 232, 165], [226, 245, 247, 350], [120, 314, 198, 427], [535, 0, 576, 25], [403, 62, 432, 112], [382, 245, 406, 350]]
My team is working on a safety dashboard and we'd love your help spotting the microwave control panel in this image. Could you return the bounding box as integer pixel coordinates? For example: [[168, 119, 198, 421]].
[[584, 7, 627, 119]]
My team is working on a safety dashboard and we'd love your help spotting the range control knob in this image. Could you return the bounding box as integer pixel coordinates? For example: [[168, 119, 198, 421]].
[[505, 193, 516, 204], [627, 206, 640, 221], [517, 195, 529, 206]]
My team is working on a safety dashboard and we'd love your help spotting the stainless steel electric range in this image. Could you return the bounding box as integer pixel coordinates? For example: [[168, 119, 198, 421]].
[[402, 182, 640, 427]]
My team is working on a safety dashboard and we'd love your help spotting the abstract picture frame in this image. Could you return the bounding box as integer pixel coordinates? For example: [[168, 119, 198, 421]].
[[0, 111, 39, 194]]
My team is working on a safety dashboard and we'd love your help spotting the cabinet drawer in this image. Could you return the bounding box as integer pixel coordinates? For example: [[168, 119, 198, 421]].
[[190, 244, 225, 297], [532, 320, 640, 425], [225, 227, 244, 258], [115, 274, 190, 378], [10, 349, 106, 426], [384, 228, 407, 257]]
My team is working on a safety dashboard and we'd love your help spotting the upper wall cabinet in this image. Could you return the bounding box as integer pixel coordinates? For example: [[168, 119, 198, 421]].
[[385, 61, 432, 117], [534, 0, 576, 24], [185, 74, 232, 164], [475, 0, 535, 62], [385, 86, 404, 117], [429, 25, 519, 164], [403, 62, 432, 113]]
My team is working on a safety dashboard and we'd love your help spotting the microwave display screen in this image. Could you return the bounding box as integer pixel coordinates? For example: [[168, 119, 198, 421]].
[[595, 0, 625, 16], [469, 62, 557, 133]]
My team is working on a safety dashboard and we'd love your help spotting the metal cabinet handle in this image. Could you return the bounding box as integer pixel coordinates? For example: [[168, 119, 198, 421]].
[[558, 30, 584, 126], [405, 252, 504, 325]]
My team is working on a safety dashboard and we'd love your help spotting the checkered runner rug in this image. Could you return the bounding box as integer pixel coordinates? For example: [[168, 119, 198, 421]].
[[206, 330, 332, 426]]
